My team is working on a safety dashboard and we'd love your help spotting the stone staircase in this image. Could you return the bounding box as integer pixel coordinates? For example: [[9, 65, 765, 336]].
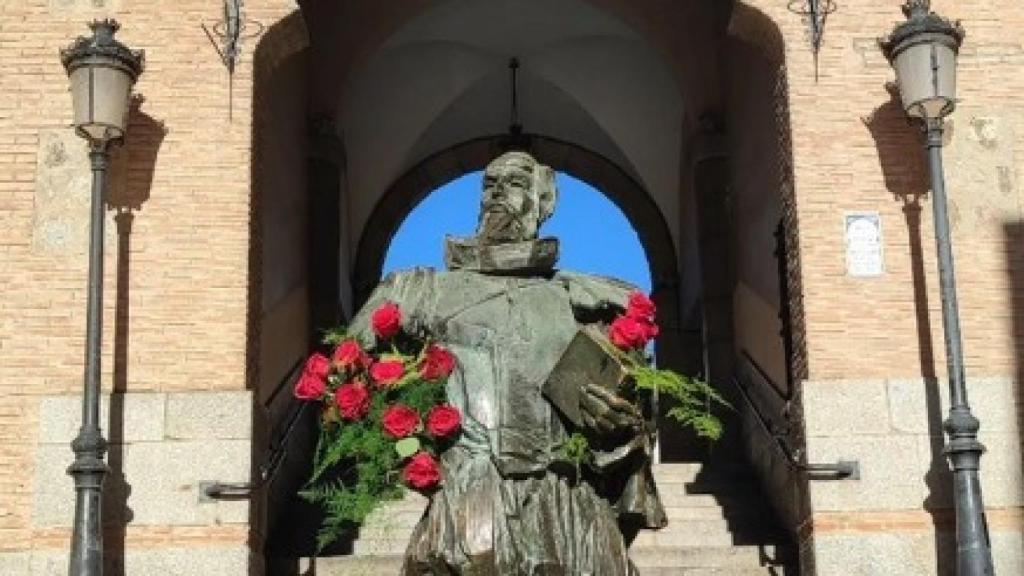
[[301, 463, 794, 575]]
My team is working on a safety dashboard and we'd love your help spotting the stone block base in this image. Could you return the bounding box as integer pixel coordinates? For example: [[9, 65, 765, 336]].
[[23, 391, 256, 573], [811, 524, 1022, 576], [0, 544, 250, 576]]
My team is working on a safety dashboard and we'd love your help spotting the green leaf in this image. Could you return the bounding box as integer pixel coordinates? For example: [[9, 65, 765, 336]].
[[394, 436, 421, 458], [322, 325, 350, 345], [559, 432, 590, 465], [627, 364, 730, 441]]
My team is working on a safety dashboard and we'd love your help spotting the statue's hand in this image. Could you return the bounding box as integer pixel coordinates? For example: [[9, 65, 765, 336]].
[[580, 384, 642, 438]]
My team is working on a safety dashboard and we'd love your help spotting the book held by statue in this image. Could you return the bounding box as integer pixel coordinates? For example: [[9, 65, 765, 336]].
[[542, 326, 630, 428]]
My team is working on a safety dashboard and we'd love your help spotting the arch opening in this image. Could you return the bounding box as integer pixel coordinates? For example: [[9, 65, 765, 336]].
[[382, 170, 653, 293], [352, 136, 680, 327]]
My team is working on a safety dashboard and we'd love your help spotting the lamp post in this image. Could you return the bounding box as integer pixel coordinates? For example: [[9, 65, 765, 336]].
[[60, 20, 143, 576], [881, 2, 994, 575]]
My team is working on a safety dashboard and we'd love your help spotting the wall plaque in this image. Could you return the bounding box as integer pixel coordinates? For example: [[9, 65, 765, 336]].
[[845, 212, 883, 277]]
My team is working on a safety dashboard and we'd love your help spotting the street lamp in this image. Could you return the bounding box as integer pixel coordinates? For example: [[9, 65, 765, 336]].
[[60, 20, 143, 576], [881, 2, 994, 575]]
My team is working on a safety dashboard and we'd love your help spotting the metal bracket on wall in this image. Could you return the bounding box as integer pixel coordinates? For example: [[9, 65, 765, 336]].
[[201, 0, 264, 121], [199, 361, 308, 502], [199, 403, 305, 502], [730, 373, 859, 482], [788, 0, 838, 82]]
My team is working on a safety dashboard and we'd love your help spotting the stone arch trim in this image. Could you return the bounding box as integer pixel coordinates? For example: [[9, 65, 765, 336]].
[[254, 9, 310, 74], [728, 3, 808, 384], [728, 2, 786, 65], [247, 9, 311, 392], [723, 5, 812, 564], [351, 135, 681, 317]]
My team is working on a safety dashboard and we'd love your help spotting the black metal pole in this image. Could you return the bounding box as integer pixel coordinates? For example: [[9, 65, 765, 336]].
[[68, 142, 111, 576], [923, 119, 994, 576]]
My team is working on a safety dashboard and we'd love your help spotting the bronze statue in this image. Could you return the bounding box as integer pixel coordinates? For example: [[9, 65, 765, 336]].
[[348, 151, 666, 575]]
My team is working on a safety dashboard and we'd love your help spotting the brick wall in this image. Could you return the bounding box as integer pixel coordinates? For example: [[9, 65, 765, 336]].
[[0, 0, 297, 569], [742, 0, 1024, 381], [737, 1, 1024, 573]]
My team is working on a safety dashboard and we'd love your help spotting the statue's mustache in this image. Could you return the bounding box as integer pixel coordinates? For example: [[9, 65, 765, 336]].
[[482, 199, 516, 214]]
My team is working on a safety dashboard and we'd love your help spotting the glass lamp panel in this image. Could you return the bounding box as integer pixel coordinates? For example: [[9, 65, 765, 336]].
[[69, 61, 131, 141], [894, 41, 957, 120], [933, 42, 958, 114], [90, 64, 131, 138], [68, 67, 96, 136]]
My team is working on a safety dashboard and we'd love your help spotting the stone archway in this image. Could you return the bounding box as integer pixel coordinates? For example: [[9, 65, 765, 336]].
[[250, 0, 811, 571]]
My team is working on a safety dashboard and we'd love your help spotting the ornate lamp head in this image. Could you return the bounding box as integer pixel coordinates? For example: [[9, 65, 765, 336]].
[[880, 1, 964, 121], [60, 19, 145, 144]]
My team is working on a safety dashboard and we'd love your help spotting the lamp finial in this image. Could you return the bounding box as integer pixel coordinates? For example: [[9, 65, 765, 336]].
[[902, 0, 931, 19]]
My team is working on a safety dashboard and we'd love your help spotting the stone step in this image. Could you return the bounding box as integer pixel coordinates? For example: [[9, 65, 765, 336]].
[[651, 462, 706, 482], [357, 517, 757, 544], [361, 507, 426, 529], [356, 505, 782, 543], [338, 468, 790, 571], [309, 550, 781, 575], [644, 568, 775, 576], [357, 503, 767, 528], [353, 524, 779, 554], [631, 525, 737, 548], [651, 463, 753, 486], [353, 538, 411, 555], [363, 492, 771, 522], [660, 504, 763, 521], [646, 570, 769, 576], [304, 555, 402, 574], [364, 491, 758, 514], [657, 490, 756, 508], [630, 544, 779, 569]]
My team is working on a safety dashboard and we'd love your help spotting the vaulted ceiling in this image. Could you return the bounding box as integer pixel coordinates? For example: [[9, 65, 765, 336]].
[[298, 0, 732, 251]]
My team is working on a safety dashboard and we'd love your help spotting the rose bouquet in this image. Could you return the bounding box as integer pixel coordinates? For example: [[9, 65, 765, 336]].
[[295, 301, 461, 551], [608, 291, 728, 441], [552, 291, 728, 466]]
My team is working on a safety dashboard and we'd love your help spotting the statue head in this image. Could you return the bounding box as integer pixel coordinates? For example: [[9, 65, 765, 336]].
[[476, 151, 557, 243]]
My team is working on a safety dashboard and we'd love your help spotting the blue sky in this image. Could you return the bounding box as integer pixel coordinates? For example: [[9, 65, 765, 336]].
[[383, 171, 652, 292]]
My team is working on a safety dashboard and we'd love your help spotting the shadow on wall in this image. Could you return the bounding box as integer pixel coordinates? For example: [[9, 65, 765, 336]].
[[1005, 219, 1024, 560], [102, 96, 167, 575], [248, 11, 327, 575], [718, 4, 809, 571], [863, 87, 956, 574]]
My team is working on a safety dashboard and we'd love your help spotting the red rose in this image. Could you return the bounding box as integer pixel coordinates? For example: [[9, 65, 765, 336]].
[[334, 382, 370, 420], [402, 452, 441, 490], [609, 316, 655, 350], [332, 340, 369, 370], [370, 360, 406, 387], [381, 404, 420, 438], [426, 405, 461, 438], [642, 320, 660, 340], [419, 345, 455, 380], [371, 301, 402, 339], [293, 372, 326, 400], [303, 353, 331, 381], [626, 291, 657, 321]]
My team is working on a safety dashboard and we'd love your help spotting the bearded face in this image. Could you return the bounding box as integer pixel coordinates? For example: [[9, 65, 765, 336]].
[[477, 152, 553, 243]]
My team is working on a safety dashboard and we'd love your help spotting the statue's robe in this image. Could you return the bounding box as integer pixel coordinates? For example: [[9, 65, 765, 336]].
[[349, 267, 667, 576]]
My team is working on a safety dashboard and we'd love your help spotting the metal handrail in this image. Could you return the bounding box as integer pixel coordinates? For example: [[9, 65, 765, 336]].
[[200, 359, 308, 501], [731, 357, 858, 481]]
